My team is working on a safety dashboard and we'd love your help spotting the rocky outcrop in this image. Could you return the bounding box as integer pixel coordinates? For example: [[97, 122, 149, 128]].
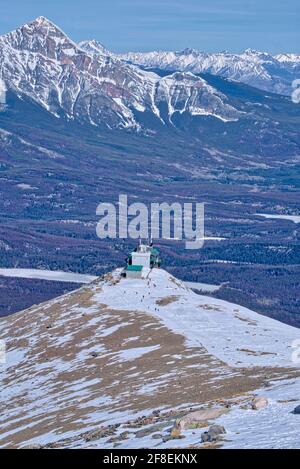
[[201, 424, 226, 443], [251, 397, 268, 410], [292, 405, 300, 414]]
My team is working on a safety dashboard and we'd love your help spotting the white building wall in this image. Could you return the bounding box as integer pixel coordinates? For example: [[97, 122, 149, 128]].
[[131, 252, 150, 268]]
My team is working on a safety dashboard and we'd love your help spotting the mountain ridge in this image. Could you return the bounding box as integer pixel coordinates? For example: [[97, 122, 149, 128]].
[[0, 17, 241, 130], [119, 47, 300, 96]]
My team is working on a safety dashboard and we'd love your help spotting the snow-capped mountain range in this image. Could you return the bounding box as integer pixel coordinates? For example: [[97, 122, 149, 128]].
[[0, 17, 240, 130], [120, 48, 300, 96], [0, 16, 299, 136]]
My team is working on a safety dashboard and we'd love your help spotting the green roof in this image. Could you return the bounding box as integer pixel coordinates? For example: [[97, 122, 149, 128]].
[[126, 265, 143, 271], [151, 248, 159, 255]]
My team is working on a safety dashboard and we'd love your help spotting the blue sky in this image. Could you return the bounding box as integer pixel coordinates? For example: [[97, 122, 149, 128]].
[[0, 0, 299, 53]]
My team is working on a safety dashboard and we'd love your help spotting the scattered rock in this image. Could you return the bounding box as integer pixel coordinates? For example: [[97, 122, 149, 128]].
[[162, 433, 185, 443], [208, 425, 226, 436], [125, 409, 186, 429], [23, 443, 43, 449], [107, 431, 130, 443], [152, 433, 163, 439], [128, 416, 156, 428], [175, 408, 228, 431], [201, 426, 226, 443], [43, 442, 62, 449], [201, 431, 217, 443], [170, 427, 182, 439], [251, 397, 268, 410], [107, 436, 119, 444], [182, 421, 209, 430], [84, 425, 117, 442], [135, 422, 166, 438], [135, 428, 153, 438], [292, 405, 300, 414]]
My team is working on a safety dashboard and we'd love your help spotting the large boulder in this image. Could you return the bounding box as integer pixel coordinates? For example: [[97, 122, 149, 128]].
[[175, 408, 227, 431], [251, 397, 268, 410], [84, 425, 117, 442], [209, 424, 226, 435], [201, 425, 226, 443], [293, 405, 300, 414], [201, 431, 217, 443]]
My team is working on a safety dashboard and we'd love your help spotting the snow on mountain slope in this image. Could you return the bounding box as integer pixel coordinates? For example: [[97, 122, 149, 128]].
[[78, 39, 109, 56], [0, 268, 299, 448], [94, 268, 299, 368], [275, 52, 300, 79], [154, 72, 240, 122], [120, 48, 300, 96], [0, 267, 221, 292], [0, 17, 239, 129]]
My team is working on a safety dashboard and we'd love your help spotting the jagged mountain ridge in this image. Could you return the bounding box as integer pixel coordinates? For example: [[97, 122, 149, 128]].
[[0, 17, 240, 130], [1, 268, 299, 448], [78, 39, 109, 56], [119, 48, 300, 96]]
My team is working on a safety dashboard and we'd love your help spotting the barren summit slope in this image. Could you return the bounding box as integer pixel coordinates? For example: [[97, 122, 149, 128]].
[[0, 268, 299, 448]]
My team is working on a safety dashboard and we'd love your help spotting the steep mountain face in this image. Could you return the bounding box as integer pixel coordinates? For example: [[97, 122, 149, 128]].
[[0, 17, 239, 129], [78, 39, 110, 56], [1, 268, 299, 448], [120, 48, 300, 96]]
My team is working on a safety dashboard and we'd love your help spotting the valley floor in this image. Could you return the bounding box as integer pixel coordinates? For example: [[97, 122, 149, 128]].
[[0, 268, 97, 284]]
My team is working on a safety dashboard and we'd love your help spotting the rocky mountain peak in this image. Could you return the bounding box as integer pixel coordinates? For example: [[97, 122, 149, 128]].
[[78, 39, 108, 56], [121, 46, 300, 96], [0, 16, 79, 62], [180, 47, 199, 56], [29, 15, 56, 27], [0, 18, 240, 130]]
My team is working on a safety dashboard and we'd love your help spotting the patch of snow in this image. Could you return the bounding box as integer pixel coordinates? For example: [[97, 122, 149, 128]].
[[216, 379, 300, 449], [0, 268, 97, 284], [16, 183, 37, 190], [256, 213, 300, 224], [93, 268, 300, 369]]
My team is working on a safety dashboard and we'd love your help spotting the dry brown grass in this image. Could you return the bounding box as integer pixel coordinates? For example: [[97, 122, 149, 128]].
[[156, 295, 179, 306], [237, 348, 276, 357], [199, 304, 222, 312], [234, 314, 258, 326]]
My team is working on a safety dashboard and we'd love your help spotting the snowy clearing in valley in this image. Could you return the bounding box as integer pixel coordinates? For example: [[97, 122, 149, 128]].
[[0, 268, 97, 284], [256, 213, 300, 223]]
